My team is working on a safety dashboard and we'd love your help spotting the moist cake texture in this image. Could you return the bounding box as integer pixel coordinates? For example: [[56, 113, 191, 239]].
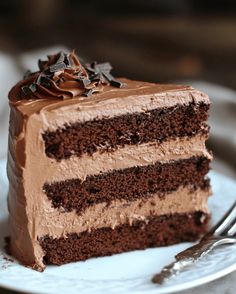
[[7, 51, 212, 271]]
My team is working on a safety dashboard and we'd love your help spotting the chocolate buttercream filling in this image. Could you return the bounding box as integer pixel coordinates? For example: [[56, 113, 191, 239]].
[[43, 156, 210, 215]]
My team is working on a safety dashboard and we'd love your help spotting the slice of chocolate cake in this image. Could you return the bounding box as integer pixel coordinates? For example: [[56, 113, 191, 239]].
[[7, 51, 212, 271]]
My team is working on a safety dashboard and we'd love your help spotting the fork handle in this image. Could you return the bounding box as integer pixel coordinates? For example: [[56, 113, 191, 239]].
[[152, 237, 229, 284], [175, 238, 219, 260]]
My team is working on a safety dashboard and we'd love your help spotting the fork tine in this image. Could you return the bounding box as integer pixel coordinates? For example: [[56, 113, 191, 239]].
[[207, 200, 236, 237], [226, 217, 236, 236]]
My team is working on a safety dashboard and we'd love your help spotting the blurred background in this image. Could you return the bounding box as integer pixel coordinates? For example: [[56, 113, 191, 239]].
[[0, 0, 235, 179], [0, 0, 236, 87]]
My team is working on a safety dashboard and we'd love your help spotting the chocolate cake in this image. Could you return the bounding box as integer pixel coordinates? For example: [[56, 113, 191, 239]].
[[7, 51, 212, 271]]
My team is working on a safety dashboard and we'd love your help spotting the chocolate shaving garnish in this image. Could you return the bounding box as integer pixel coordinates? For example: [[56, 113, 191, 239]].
[[22, 83, 37, 95], [96, 62, 113, 72], [49, 62, 66, 73], [80, 78, 91, 87], [83, 88, 95, 97], [110, 79, 123, 88], [20, 50, 124, 99], [64, 54, 72, 67], [85, 62, 124, 88], [36, 75, 52, 87], [102, 72, 124, 88], [57, 51, 65, 64], [38, 59, 48, 71]]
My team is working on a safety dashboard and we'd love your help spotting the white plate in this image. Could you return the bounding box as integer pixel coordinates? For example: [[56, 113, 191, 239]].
[[0, 159, 236, 294]]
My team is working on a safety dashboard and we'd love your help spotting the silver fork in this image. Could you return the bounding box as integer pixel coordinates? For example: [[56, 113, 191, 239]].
[[152, 200, 236, 284]]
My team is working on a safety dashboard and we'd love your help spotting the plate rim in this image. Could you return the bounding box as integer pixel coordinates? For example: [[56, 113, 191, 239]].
[[0, 262, 236, 294]]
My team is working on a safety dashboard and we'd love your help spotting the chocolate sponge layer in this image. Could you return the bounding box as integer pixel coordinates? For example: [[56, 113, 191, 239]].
[[40, 211, 209, 265], [43, 102, 209, 160], [43, 156, 210, 215]]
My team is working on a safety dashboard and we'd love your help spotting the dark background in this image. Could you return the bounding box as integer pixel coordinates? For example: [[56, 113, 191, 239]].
[[0, 0, 236, 88], [0, 2, 236, 293]]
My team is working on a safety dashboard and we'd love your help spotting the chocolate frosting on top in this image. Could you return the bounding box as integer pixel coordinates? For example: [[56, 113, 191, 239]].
[[10, 51, 124, 102]]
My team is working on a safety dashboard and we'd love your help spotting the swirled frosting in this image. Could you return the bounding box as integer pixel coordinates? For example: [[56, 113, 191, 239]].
[[12, 51, 123, 101]]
